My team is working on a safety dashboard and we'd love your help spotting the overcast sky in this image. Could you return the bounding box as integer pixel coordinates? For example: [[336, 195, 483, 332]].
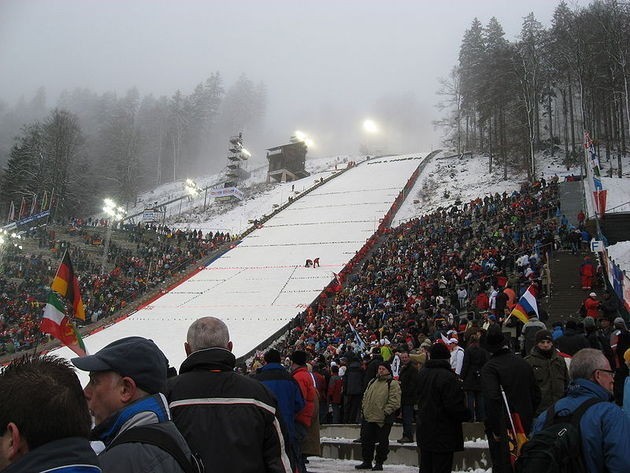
[[0, 0, 588, 158]]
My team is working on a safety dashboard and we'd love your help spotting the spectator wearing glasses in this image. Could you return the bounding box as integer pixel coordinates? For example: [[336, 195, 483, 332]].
[[531, 348, 630, 473]]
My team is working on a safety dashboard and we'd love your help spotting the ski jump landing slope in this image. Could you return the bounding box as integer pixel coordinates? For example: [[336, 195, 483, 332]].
[[52, 154, 426, 374]]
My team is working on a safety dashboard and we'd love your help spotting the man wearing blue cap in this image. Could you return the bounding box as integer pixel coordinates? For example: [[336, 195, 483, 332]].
[[72, 336, 196, 473]]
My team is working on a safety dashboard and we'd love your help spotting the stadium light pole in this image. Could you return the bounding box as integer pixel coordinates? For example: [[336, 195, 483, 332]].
[[0, 229, 22, 272], [101, 198, 126, 274]]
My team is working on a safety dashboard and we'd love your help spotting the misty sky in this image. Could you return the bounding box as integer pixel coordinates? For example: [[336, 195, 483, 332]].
[[0, 0, 588, 159]]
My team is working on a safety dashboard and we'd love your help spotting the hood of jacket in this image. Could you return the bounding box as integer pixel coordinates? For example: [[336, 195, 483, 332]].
[[91, 393, 171, 446], [3, 437, 100, 473], [179, 347, 236, 374]]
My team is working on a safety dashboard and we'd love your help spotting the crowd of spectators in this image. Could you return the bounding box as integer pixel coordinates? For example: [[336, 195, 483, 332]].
[[249, 178, 628, 424], [0, 222, 231, 355], [271, 180, 562, 364]]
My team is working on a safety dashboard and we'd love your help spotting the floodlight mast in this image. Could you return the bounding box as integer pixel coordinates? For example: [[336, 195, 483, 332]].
[[101, 198, 126, 274]]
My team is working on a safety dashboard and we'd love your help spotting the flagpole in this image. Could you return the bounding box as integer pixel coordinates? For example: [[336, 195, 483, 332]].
[[500, 385, 517, 436], [53, 247, 69, 282]]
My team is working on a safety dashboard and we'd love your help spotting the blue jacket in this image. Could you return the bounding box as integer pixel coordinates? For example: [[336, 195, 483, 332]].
[[254, 362, 305, 442], [532, 378, 630, 473], [92, 393, 190, 473]]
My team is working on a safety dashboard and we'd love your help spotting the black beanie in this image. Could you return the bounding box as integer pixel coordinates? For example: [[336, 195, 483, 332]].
[[291, 350, 308, 366], [264, 349, 282, 363], [378, 362, 391, 373], [429, 343, 451, 360]]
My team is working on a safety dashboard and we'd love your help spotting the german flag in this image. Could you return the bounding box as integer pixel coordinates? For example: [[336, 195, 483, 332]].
[[51, 250, 85, 320]]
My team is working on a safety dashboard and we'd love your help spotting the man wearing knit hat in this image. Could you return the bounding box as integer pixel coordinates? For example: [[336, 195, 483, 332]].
[[415, 343, 469, 473], [524, 330, 569, 415], [355, 362, 400, 471]]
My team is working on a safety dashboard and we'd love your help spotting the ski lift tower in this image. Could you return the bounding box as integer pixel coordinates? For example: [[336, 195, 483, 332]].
[[219, 132, 251, 201]]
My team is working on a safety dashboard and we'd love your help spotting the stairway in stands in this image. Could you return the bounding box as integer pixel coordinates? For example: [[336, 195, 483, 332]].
[[319, 423, 489, 470], [541, 181, 598, 324], [543, 250, 593, 323]]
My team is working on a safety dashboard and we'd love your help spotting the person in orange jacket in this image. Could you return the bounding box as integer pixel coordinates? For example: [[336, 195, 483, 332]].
[[579, 256, 596, 290], [584, 292, 601, 319]]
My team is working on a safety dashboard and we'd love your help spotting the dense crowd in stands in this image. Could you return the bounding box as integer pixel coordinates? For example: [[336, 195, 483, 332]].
[[255, 178, 628, 427], [273, 180, 561, 361], [0, 223, 231, 354]]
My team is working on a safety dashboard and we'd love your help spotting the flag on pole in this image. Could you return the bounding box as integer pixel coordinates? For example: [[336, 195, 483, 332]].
[[348, 321, 366, 351], [41, 191, 48, 211], [40, 292, 87, 357], [18, 197, 26, 219], [51, 250, 86, 320], [29, 193, 38, 215], [7, 201, 15, 222], [507, 284, 538, 324], [501, 386, 527, 465], [331, 272, 343, 293]]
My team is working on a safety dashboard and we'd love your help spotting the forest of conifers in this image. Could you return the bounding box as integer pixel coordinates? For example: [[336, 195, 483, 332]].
[[0, 73, 266, 217], [436, 0, 629, 181], [1, 1, 628, 220]]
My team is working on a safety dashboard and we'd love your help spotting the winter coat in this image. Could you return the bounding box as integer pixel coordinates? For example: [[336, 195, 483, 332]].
[[450, 346, 465, 375], [584, 297, 600, 318], [481, 348, 541, 437], [327, 374, 343, 404], [525, 347, 569, 415], [2, 437, 100, 473], [92, 393, 190, 473], [361, 374, 401, 425], [415, 359, 470, 453], [167, 347, 292, 473], [292, 365, 317, 427], [343, 359, 365, 395], [301, 392, 321, 456], [254, 362, 305, 443], [461, 344, 490, 392], [532, 379, 630, 473], [399, 360, 421, 406], [555, 328, 590, 356], [521, 317, 547, 355]]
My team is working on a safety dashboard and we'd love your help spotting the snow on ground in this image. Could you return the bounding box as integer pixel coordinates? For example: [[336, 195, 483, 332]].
[[126, 155, 353, 234], [51, 154, 426, 384]]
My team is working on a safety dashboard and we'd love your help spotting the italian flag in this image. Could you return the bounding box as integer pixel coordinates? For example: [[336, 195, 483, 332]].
[[40, 292, 87, 357]]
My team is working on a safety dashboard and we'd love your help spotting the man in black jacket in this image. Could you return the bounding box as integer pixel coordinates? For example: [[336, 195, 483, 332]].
[[166, 317, 292, 473], [343, 354, 365, 424], [415, 343, 470, 473], [397, 352, 421, 444], [481, 325, 540, 473], [555, 319, 589, 355]]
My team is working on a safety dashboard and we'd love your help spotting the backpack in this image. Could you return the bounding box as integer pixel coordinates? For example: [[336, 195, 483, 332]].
[[107, 425, 204, 473], [514, 398, 602, 473]]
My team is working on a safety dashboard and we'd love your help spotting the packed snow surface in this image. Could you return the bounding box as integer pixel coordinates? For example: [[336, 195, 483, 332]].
[[52, 154, 426, 381]]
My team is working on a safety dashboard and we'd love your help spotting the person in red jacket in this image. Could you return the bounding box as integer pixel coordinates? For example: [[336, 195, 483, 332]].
[[291, 351, 317, 473], [327, 364, 344, 423], [584, 292, 601, 319], [579, 257, 596, 290], [473, 290, 489, 315]]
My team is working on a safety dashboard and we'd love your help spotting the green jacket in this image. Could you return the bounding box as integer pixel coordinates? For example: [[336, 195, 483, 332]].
[[525, 347, 569, 415], [361, 374, 401, 425]]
